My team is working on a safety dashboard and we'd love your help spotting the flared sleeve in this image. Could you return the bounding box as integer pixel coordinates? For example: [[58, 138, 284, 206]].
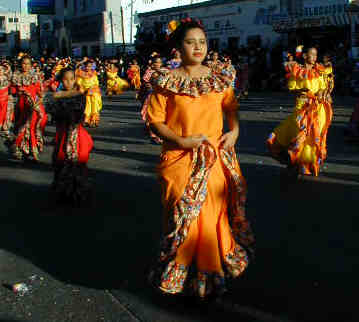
[[222, 87, 238, 112], [147, 90, 169, 124]]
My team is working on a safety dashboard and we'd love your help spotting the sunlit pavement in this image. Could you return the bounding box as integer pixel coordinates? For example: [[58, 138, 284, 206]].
[[0, 91, 358, 322]]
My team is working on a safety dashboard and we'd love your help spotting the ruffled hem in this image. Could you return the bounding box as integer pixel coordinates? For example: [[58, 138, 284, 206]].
[[150, 245, 248, 298], [154, 66, 235, 97], [52, 162, 92, 205]]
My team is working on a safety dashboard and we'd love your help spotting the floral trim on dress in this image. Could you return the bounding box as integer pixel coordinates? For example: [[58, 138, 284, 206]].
[[149, 143, 255, 297], [0, 74, 11, 89], [1, 95, 15, 137], [285, 62, 325, 81], [154, 66, 236, 98], [11, 92, 45, 160], [12, 70, 41, 86]]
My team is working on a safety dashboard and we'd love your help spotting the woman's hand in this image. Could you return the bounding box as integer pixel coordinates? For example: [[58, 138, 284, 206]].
[[219, 130, 239, 150], [177, 135, 208, 149]]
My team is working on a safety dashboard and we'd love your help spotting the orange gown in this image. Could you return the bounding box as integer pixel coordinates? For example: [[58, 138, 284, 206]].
[[147, 69, 255, 298], [128, 65, 141, 90]]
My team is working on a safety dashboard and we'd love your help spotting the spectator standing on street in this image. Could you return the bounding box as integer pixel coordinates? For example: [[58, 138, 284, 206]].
[[267, 47, 334, 177], [147, 18, 254, 298]]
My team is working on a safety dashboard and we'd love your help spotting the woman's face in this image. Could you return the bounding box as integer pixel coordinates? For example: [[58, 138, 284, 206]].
[[305, 48, 317, 65], [174, 50, 181, 59], [323, 55, 330, 64], [180, 28, 207, 66], [62, 71, 76, 90], [85, 63, 92, 72], [152, 58, 162, 71], [22, 58, 32, 73]]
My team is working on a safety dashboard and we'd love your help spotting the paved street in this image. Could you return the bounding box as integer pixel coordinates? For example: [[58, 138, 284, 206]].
[[0, 91, 358, 322]]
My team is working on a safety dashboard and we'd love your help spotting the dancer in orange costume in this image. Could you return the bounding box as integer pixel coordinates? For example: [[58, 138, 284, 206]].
[[147, 19, 254, 298], [127, 59, 141, 90], [267, 47, 334, 176]]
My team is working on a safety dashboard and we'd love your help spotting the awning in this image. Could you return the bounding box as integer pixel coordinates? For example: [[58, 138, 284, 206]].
[[273, 13, 356, 33]]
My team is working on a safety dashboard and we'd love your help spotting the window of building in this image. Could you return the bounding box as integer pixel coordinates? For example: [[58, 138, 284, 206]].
[[8, 18, 13, 23], [0, 17, 5, 30], [64, 0, 68, 9], [14, 18, 19, 23]]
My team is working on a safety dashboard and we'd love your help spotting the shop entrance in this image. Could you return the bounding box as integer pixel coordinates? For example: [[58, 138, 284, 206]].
[[288, 25, 350, 55]]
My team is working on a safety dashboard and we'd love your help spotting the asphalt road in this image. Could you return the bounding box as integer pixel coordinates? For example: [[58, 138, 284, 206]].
[[0, 91, 358, 322]]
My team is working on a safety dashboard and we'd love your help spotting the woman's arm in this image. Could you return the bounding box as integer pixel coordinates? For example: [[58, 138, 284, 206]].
[[151, 122, 207, 149], [219, 110, 240, 149], [53, 89, 83, 99]]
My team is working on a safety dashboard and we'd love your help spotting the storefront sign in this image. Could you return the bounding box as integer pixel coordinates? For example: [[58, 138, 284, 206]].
[[28, 0, 55, 15]]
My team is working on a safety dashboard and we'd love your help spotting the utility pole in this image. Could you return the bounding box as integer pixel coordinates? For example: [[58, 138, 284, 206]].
[[130, 0, 134, 44], [110, 11, 115, 56]]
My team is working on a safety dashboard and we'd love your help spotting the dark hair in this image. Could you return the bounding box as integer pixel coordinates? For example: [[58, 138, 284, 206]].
[[152, 54, 161, 61], [20, 55, 32, 64], [168, 19, 206, 50], [58, 67, 75, 81]]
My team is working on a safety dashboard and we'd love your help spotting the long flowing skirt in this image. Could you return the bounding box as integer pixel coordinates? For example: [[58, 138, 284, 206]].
[[0, 89, 15, 138], [149, 142, 255, 298], [107, 77, 129, 95], [84, 93, 102, 127], [9, 98, 47, 161], [52, 123, 94, 204], [267, 95, 333, 176]]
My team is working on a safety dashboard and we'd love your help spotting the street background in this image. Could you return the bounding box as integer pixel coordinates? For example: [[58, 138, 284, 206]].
[[0, 91, 358, 322]]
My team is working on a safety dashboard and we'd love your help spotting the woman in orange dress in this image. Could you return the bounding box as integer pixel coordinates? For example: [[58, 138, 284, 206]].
[[147, 19, 254, 298], [127, 59, 141, 90], [267, 47, 333, 176]]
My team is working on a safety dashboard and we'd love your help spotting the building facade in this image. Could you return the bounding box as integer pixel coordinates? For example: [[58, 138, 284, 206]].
[[49, 0, 125, 57], [0, 12, 38, 57], [136, 0, 283, 52], [272, 0, 354, 53]]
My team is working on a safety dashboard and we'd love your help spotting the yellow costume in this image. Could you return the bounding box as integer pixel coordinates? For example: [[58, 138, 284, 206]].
[[76, 70, 102, 127], [106, 69, 129, 96], [267, 63, 333, 176]]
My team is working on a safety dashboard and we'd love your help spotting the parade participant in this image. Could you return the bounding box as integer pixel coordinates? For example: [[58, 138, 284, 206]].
[[76, 60, 102, 128], [147, 18, 254, 298], [238, 56, 249, 99], [267, 47, 334, 177], [205, 51, 223, 71], [0, 61, 14, 138], [106, 62, 129, 96], [43, 67, 93, 205], [127, 59, 141, 91], [7, 55, 47, 161], [166, 49, 182, 70], [140, 54, 166, 144]]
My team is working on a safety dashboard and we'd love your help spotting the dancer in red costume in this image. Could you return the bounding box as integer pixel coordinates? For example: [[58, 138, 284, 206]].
[[44, 67, 93, 205], [7, 55, 47, 161], [0, 61, 15, 139]]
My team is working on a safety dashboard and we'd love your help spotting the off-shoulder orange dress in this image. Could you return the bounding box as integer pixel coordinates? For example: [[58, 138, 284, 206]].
[[147, 69, 255, 298]]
